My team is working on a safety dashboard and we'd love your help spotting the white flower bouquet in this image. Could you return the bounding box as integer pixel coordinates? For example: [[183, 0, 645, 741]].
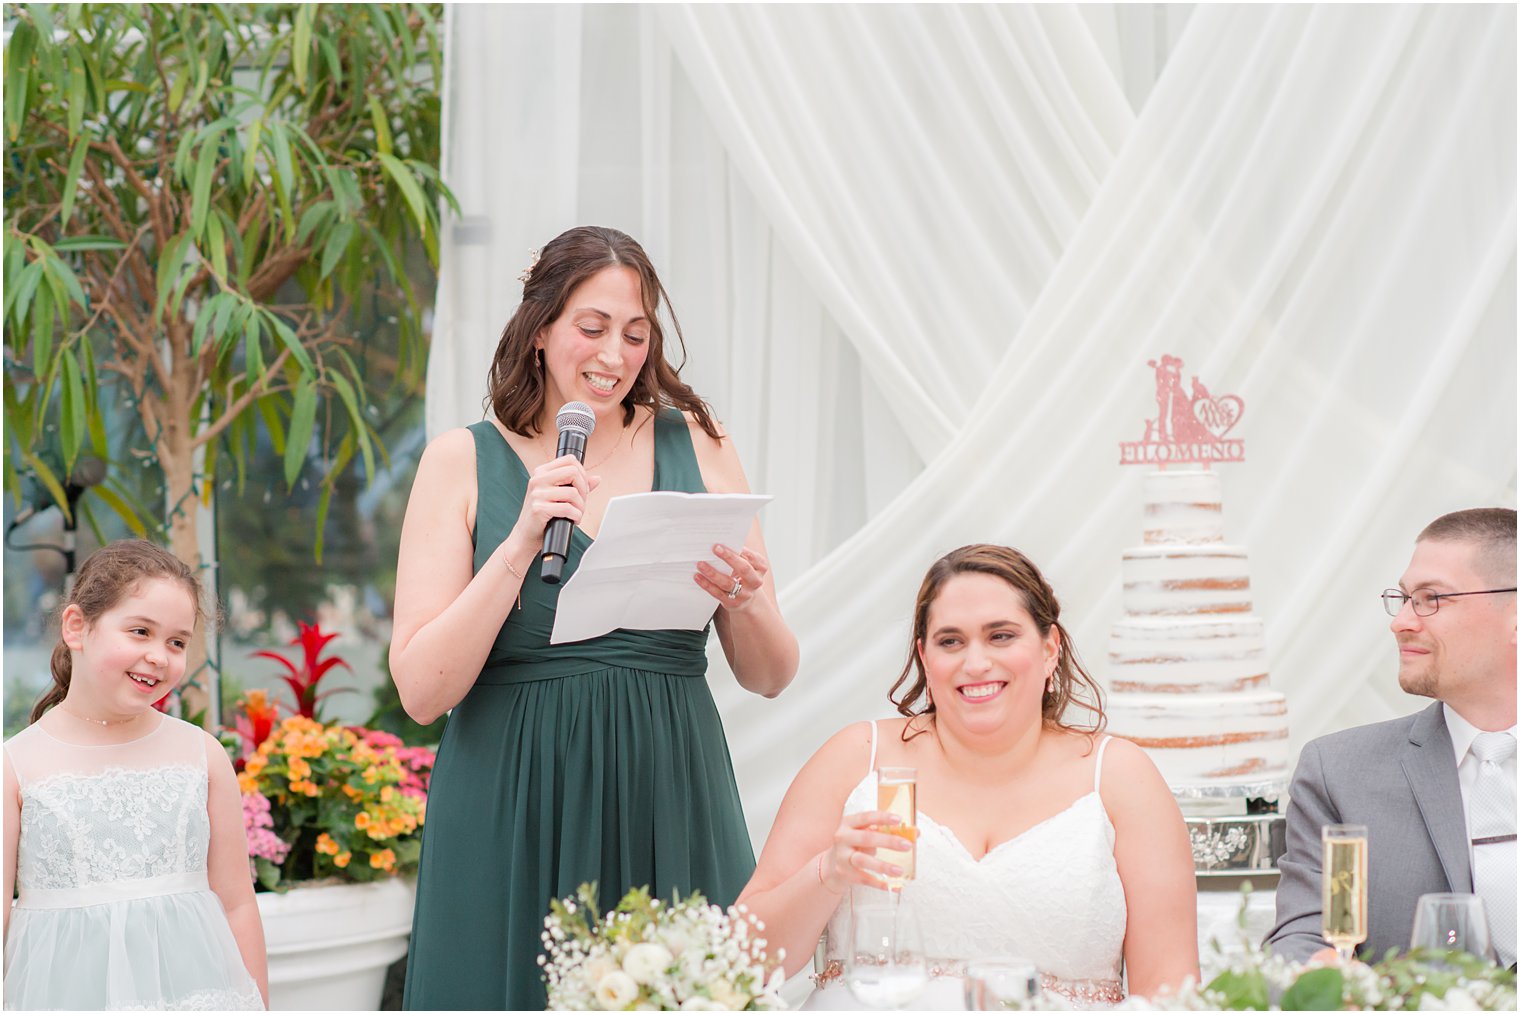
[[541, 884, 788, 1011]]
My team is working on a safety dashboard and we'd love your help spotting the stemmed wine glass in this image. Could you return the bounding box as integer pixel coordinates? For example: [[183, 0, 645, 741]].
[[846, 893, 928, 1010], [1321, 824, 1368, 963], [964, 959, 1040, 1010], [1410, 893, 1495, 963]]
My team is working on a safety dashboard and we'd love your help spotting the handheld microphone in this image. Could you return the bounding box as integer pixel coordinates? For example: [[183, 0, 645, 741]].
[[540, 402, 596, 585]]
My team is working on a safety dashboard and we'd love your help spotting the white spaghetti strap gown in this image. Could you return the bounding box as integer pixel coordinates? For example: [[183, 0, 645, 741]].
[[803, 721, 1128, 1011]]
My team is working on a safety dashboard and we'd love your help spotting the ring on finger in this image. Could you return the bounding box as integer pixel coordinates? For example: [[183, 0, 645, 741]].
[[727, 577, 743, 599]]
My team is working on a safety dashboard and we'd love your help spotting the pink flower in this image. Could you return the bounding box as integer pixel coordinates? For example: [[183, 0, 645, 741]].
[[242, 791, 292, 868]]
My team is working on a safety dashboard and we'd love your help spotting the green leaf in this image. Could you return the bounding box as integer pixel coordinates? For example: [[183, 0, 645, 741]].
[[208, 291, 239, 353], [31, 286, 55, 375], [242, 306, 265, 383], [319, 219, 354, 281], [5, 20, 37, 141], [376, 153, 431, 233], [66, 47, 86, 139], [51, 236, 128, 252], [268, 122, 295, 238], [11, 258, 45, 330], [1281, 967, 1344, 1011], [292, 5, 314, 91], [206, 212, 227, 281], [316, 35, 342, 89], [191, 132, 220, 236], [59, 349, 86, 468], [296, 201, 334, 246], [366, 93, 393, 156], [328, 372, 374, 481], [192, 292, 219, 357], [46, 256, 88, 317], [167, 65, 188, 113], [242, 117, 263, 191], [22, 450, 68, 523], [256, 395, 286, 456], [264, 310, 315, 374], [59, 131, 94, 228], [283, 377, 317, 489], [88, 483, 148, 538], [1205, 968, 1269, 1010], [154, 233, 188, 319]]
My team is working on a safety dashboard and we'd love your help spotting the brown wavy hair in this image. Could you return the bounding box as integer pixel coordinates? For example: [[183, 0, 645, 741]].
[[32, 540, 205, 723], [486, 226, 720, 440], [889, 544, 1105, 740]]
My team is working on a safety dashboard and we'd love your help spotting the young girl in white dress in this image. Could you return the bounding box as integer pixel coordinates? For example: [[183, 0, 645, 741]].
[[3, 540, 266, 1010]]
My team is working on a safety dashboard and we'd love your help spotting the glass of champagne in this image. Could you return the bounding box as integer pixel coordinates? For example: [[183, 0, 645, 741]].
[[876, 767, 918, 892], [846, 897, 928, 1010], [1410, 893, 1494, 963], [1322, 823, 1369, 962]]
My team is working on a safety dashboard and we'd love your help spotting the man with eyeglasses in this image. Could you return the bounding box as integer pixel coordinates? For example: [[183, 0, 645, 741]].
[[1267, 507, 1517, 968]]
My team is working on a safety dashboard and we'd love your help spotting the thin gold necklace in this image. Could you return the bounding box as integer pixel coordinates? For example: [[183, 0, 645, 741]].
[[543, 422, 628, 470], [58, 704, 139, 727]]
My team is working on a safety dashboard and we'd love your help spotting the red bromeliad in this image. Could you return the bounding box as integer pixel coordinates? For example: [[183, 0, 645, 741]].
[[253, 621, 353, 721]]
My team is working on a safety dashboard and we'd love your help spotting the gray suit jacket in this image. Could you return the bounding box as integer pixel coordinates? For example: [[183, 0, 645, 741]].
[[1265, 702, 1470, 964]]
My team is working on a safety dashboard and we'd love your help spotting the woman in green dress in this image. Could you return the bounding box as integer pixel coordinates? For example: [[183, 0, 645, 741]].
[[393, 226, 799, 1010]]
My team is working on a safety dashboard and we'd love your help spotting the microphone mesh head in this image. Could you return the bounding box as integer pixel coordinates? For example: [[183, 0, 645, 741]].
[[555, 401, 596, 438]]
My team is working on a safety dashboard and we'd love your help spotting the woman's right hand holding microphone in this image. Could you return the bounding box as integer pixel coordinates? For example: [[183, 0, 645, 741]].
[[504, 454, 600, 562]]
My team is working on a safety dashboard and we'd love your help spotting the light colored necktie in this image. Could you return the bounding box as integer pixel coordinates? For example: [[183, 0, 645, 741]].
[[1469, 731, 1517, 967]]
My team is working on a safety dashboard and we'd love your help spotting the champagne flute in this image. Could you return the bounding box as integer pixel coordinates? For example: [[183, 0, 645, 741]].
[[1321, 823, 1369, 962], [876, 767, 918, 893], [846, 897, 928, 1009], [1410, 893, 1495, 963]]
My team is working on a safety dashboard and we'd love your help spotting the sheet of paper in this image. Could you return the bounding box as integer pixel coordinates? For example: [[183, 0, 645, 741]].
[[549, 491, 773, 645]]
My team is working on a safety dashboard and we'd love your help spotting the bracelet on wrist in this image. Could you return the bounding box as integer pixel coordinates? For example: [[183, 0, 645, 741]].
[[501, 548, 526, 610]]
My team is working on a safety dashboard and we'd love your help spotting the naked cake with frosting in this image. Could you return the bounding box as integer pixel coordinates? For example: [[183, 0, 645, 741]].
[[1103, 468, 1289, 800]]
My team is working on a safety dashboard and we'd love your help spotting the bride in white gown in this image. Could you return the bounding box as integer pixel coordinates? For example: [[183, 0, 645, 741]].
[[738, 545, 1199, 1009]]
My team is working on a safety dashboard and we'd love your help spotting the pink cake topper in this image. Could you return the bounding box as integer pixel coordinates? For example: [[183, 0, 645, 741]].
[[1119, 355, 1245, 466]]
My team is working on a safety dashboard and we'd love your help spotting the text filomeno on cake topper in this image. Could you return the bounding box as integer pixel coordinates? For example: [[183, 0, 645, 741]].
[[1119, 354, 1246, 466]]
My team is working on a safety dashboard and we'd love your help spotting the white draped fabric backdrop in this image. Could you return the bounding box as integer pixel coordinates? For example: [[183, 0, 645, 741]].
[[427, 4, 1517, 855]]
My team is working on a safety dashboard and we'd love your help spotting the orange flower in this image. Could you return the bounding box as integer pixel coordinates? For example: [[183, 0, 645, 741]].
[[288, 756, 311, 780], [334, 851, 351, 868], [380, 786, 394, 803], [316, 833, 339, 855], [244, 755, 267, 778], [362, 765, 381, 785], [354, 811, 372, 830], [369, 848, 396, 871], [237, 771, 258, 794]]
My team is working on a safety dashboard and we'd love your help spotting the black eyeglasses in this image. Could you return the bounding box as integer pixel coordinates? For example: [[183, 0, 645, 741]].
[[1381, 587, 1517, 617]]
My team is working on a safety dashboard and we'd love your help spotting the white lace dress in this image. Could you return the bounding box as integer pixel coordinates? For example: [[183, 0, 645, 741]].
[[3, 716, 263, 1010], [804, 723, 1128, 1011]]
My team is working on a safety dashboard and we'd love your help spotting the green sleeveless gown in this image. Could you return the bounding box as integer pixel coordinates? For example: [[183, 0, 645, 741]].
[[403, 411, 757, 1011]]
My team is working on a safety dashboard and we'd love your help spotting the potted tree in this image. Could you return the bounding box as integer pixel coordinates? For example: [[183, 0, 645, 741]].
[[2, 3, 455, 718]]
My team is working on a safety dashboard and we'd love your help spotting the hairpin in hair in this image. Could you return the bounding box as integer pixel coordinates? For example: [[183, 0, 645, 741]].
[[517, 249, 541, 286]]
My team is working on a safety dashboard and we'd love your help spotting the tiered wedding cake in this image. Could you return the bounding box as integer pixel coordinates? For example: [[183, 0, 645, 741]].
[[1109, 357, 1287, 874], [1103, 469, 1290, 801]]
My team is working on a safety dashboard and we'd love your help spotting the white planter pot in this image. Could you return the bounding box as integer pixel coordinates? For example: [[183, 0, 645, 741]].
[[257, 877, 416, 1011]]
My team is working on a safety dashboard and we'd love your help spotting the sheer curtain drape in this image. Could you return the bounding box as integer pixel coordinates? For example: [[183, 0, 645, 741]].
[[430, 4, 1516, 847]]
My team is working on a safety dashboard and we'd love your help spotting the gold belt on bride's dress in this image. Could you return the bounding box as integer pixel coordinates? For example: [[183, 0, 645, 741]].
[[810, 959, 1126, 1006]]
